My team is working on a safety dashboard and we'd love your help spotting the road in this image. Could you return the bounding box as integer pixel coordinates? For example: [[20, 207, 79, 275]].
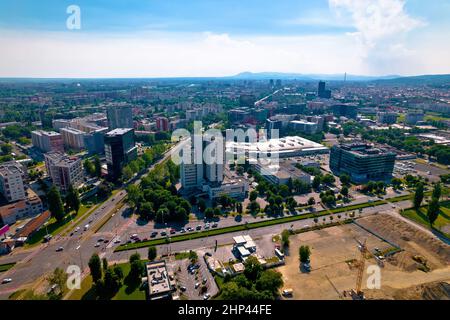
[[0, 142, 181, 299]]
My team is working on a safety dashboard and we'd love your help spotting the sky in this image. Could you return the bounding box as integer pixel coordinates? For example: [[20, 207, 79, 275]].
[[0, 0, 449, 78]]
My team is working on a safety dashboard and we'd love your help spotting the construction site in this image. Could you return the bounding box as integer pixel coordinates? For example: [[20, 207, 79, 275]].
[[277, 211, 450, 300]]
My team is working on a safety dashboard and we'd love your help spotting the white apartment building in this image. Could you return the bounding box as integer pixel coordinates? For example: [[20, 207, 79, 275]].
[[31, 130, 64, 153], [0, 161, 27, 203], [44, 152, 84, 192], [61, 127, 86, 150]]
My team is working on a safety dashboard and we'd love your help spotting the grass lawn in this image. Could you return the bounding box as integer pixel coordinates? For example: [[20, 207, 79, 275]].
[[401, 201, 450, 238], [66, 262, 146, 300], [25, 204, 92, 247], [0, 262, 16, 272]]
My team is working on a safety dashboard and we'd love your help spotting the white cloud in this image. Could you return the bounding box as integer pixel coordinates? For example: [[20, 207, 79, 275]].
[[328, 0, 426, 73]]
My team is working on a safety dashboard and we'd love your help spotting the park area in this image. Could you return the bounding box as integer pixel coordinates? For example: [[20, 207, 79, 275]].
[[277, 212, 450, 300], [401, 201, 450, 238]]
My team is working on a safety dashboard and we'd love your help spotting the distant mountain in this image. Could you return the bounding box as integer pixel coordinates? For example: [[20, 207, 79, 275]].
[[230, 72, 401, 81], [373, 74, 450, 85]]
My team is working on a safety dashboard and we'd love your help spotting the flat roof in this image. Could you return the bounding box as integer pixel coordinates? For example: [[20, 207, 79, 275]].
[[146, 261, 172, 297], [106, 128, 133, 136]]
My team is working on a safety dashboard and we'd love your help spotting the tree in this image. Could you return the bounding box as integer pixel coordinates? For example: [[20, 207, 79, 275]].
[[312, 175, 321, 189], [47, 186, 65, 222], [413, 182, 424, 209], [65, 184, 80, 214], [197, 198, 206, 212], [126, 184, 141, 209], [102, 268, 121, 296], [88, 253, 102, 283], [308, 197, 316, 206], [249, 190, 258, 201], [204, 207, 214, 219], [339, 174, 350, 186], [299, 245, 311, 263], [122, 166, 133, 181], [94, 155, 102, 177], [148, 246, 157, 261], [255, 269, 284, 296], [341, 186, 349, 197], [391, 178, 403, 190], [243, 256, 262, 281], [281, 229, 290, 248], [427, 197, 440, 226], [102, 257, 108, 272], [432, 183, 442, 200], [83, 159, 95, 176], [248, 201, 260, 214], [46, 267, 67, 300]]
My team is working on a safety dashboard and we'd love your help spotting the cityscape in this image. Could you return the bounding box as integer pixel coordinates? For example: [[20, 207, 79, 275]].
[[0, 0, 449, 306]]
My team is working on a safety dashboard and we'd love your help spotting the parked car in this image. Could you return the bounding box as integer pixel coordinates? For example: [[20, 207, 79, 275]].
[[204, 223, 210, 229], [187, 227, 193, 232], [196, 225, 202, 231], [282, 289, 293, 297], [180, 286, 187, 292], [212, 223, 218, 228], [195, 282, 200, 289], [202, 277, 207, 284], [170, 229, 176, 234], [160, 231, 167, 236], [180, 228, 186, 233], [150, 231, 158, 238], [1, 278, 12, 284], [203, 293, 210, 300], [56, 246, 64, 252]]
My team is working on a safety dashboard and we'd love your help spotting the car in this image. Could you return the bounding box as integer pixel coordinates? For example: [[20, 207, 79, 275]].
[[103, 239, 109, 243], [94, 243, 100, 247], [180, 286, 187, 292], [204, 223, 210, 229], [69, 232, 74, 237], [187, 227, 193, 232], [43, 234, 52, 242], [194, 282, 200, 289], [84, 224, 90, 231], [56, 246, 64, 252], [150, 231, 158, 238], [212, 223, 218, 228], [203, 293, 210, 300], [1, 278, 12, 284], [282, 289, 293, 297], [114, 238, 121, 244], [142, 238, 148, 241], [180, 228, 186, 233], [75, 227, 80, 232], [98, 237, 105, 242], [130, 234, 138, 239], [202, 277, 207, 284], [196, 225, 202, 231], [160, 231, 167, 236], [170, 229, 176, 234]]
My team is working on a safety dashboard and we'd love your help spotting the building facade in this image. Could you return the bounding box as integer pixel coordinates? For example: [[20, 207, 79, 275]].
[[330, 143, 396, 183], [44, 152, 84, 192], [60, 127, 85, 150], [106, 105, 133, 129], [31, 130, 64, 153], [104, 128, 138, 180], [0, 162, 27, 203]]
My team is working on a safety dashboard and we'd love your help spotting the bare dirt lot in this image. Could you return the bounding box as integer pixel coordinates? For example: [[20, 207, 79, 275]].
[[277, 213, 450, 300]]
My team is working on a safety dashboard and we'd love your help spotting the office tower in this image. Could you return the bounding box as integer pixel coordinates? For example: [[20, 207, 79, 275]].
[[330, 143, 396, 183], [104, 128, 138, 180], [44, 152, 84, 192], [180, 137, 204, 190], [31, 130, 64, 153], [83, 128, 107, 155], [106, 105, 133, 129], [331, 104, 358, 119], [318, 81, 331, 99], [406, 110, 424, 125], [377, 112, 398, 125], [60, 127, 85, 150], [203, 135, 224, 184], [266, 119, 283, 138], [156, 117, 169, 132], [0, 161, 27, 203]]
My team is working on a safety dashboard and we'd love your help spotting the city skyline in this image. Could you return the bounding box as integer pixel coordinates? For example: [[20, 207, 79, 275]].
[[1, 0, 450, 78]]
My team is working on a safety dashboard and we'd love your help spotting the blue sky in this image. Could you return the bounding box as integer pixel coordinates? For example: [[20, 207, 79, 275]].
[[0, 0, 449, 77]]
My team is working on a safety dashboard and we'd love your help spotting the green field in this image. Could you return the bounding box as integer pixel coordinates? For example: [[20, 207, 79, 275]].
[[67, 262, 146, 300], [401, 201, 450, 238], [0, 262, 16, 272]]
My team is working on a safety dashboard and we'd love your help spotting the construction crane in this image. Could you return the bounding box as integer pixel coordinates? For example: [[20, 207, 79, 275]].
[[354, 238, 367, 298]]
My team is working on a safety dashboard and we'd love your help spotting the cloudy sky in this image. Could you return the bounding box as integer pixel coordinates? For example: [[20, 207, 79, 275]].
[[0, 0, 449, 78]]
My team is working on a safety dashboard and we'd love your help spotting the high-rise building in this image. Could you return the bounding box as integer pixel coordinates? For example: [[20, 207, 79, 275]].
[[180, 138, 204, 190], [0, 161, 27, 203], [406, 110, 424, 125], [83, 128, 108, 155], [330, 143, 396, 183], [203, 135, 224, 184], [106, 105, 133, 130], [318, 81, 331, 99], [155, 117, 169, 132], [44, 152, 84, 192], [377, 112, 398, 125], [104, 128, 138, 180], [31, 130, 64, 153], [60, 127, 85, 150], [331, 104, 358, 119]]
